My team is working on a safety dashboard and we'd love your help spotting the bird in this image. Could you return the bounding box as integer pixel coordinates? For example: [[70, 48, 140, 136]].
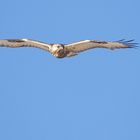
[[0, 38, 138, 58]]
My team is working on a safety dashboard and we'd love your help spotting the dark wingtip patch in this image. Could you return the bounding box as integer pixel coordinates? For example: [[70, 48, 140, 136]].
[[117, 39, 139, 48]]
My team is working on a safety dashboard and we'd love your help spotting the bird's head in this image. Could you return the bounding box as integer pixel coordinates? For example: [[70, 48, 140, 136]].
[[50, 44, 66, 58]]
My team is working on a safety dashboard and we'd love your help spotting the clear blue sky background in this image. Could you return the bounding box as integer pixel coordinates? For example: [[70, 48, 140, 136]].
[[0, 0, 140, 140]]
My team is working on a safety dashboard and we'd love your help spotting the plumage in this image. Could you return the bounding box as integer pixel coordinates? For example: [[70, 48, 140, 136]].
[[0, 39, 50, 51], [0, 38, 138, 58]]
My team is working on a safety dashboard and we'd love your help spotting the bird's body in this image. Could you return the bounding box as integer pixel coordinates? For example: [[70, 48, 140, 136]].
[[0, 38, 137, 58]]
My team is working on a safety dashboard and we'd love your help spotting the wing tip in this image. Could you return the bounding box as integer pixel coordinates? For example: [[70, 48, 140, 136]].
[[117, 39, 139, 49]]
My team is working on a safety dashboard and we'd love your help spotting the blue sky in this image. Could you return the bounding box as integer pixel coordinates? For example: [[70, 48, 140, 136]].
[[0, 0, 140, 140]]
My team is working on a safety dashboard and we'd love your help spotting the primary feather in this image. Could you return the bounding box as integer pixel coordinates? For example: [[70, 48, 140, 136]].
[[0, 39, 50, 51]]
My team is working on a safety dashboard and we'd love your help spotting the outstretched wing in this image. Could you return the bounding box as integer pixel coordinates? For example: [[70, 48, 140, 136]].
[[65, 39, 138, 55], [0, 39, 51, 51]]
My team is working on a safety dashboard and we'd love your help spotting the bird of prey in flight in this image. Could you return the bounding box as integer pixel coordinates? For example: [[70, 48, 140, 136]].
[[0, 39, 137, 58]]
